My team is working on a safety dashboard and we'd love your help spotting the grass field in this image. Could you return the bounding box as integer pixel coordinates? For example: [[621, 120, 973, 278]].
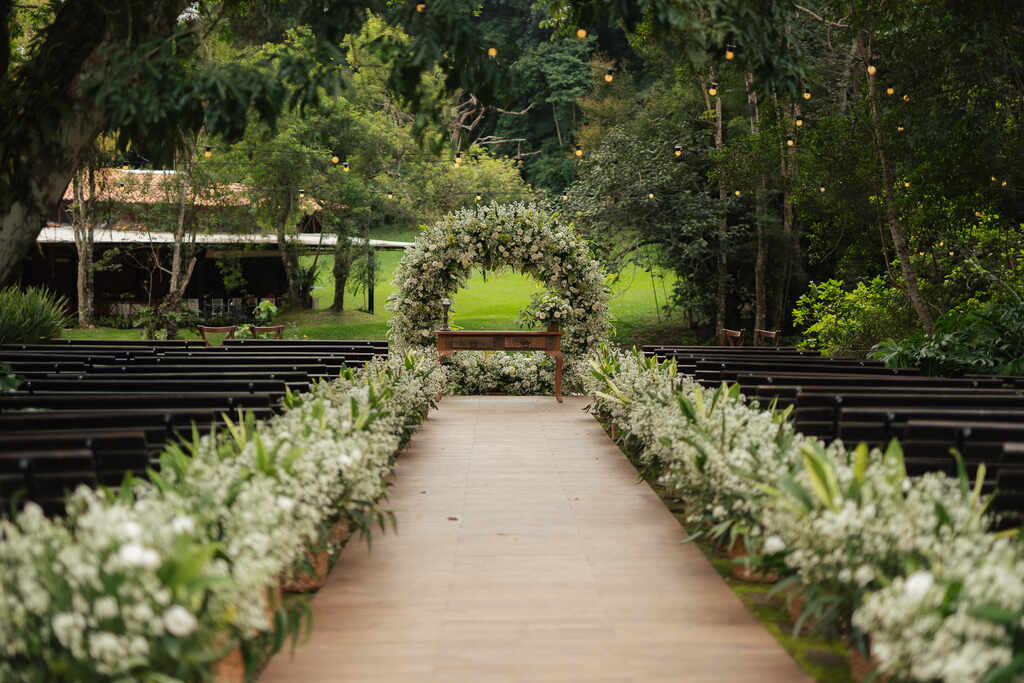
[[65, 239, 694, 347]]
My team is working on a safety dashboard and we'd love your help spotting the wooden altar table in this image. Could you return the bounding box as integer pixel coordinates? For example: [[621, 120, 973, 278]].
[[437, 329, 564, 402]]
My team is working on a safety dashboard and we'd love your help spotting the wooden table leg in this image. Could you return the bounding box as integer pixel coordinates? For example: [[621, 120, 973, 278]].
[[552, 351, 563, 403]]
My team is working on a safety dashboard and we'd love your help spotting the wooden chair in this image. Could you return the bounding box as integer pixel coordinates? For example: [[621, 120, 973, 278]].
[[754, 328, 781, 347], [197, 325, 237, 346], [250, 325, 284, 340], [718, 328, 744, 347]]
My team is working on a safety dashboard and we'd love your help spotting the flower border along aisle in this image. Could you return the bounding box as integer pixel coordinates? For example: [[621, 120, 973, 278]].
[[388, 202, 611, 394], [0, 351, 443, 681], [584, 344, 1023, 683]]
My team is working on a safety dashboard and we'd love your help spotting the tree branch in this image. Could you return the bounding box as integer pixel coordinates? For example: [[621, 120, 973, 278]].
[[794, 4, 848, 28]]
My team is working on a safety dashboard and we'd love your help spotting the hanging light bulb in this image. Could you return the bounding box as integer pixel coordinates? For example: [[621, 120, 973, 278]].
[[919, 250, 926, 256], [949, 250, 955, 256], [648, 192, 655, 199], [803, 88, 812, 100], [119, 182, 125, 190], [866, 64, 877, 75], [331, 153, 340, 164], [795, 117, 804, 127], [203, 146, 212, 159], [487, 47, 498, 57], [576, 28, 587, 39], [475, 193, 482, 202], [991, 175, 998, 182], [708, 82, 718, 97], [673, 144, 682, 157], [975, 211, 982, 217], [416, 2, 426, 11], [1002, 180, 1008, 187], [904, 181, 911, 187], [897, 124, 905, 133], [561, 193, 568, 201], [886, 86, 895, 96], [604, 70, 614, 83], [939, 240, 945, 247], [386, 191, 394, 200], [724, 48, 735, 61], [122, 163, 130, 171], [454, 152, 462, 167], [902, 93, 910, 102], [574, 145, 583, 157], [342, 161, 350, 172], [298, 189, 305, 198], [786, 137, 795, 147], [819, 185, 826, 193], [734, 189, 741, 197]]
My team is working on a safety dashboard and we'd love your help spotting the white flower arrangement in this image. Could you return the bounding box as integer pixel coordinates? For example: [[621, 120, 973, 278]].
[[584, 343, 1022, 680], [387, 202, 611, 393], [0, 350, 443, 680]]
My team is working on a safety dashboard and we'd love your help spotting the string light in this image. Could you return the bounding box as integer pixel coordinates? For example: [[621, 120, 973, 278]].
[[1002, 180, 1008, 187], [803, 88, 812, 100], [386, 191, 393, 200], [795, 117, 804, 127], [118, 183, 125, 190], [897, 124, 905, 133], [904, 181, 911, 187], [724, 48, 735, 61], [939, 240, 945, 246], [886, 86, 895, 96], [708, 82, 718, 97], [673, 145, 682, 157], [786, 137, 795, 147], [342, 161, 350, 172], [487, 47, 498, 57], [416, 2, 426, 11], [902, 93, 910, 102], [474, 193, 482, 202], [561, 193, 568, 201], [122, 163, 130, 171], [991, 176, 998, 182], [454, 152, 462, 167], [604, 70, 614, 83], [919, 250, 926, 256], [949, 250, 955, 256], [866, 64, 877, 75], [203, 146, 212, 159], [331, 154, 340, 165], [298, 189, 305, 198], [648, 192, 655, 199], [576, 28, 587, 39], [574, 145, 583, 157], [819, 186, 826, 193], [733, 190, 741, 197]]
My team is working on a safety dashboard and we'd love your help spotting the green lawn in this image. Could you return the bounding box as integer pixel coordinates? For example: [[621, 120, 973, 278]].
[[65, 245, 690, 347]]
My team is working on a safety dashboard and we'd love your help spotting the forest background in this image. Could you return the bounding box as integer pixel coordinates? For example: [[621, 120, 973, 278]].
[[4, 0, 1023, 370]]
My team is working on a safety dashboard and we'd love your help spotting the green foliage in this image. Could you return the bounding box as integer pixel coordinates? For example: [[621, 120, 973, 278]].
[[0, 362, 22, 392], [253, 299, 279, 324], [870, 298, 1024, 376], [132, 305, 201, 341], [792, 277, 917, 355], [0, 285, 71, 344]]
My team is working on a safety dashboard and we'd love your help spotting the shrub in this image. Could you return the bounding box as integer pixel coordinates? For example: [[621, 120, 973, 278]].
[[0, 285, 71, 344], [792, 277, 917, 355], [871, 298, 1024, 376]]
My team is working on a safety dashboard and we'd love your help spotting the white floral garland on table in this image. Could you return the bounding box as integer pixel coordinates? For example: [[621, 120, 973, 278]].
[[387, 202, 611, 394]]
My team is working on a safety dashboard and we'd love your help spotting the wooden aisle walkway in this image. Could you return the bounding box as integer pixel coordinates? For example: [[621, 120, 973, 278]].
[[260, 396, 809, 682]]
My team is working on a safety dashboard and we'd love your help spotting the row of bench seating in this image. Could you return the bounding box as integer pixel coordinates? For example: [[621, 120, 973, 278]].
[[642, 345, 1024, 530], [1, 339, 389, 515]]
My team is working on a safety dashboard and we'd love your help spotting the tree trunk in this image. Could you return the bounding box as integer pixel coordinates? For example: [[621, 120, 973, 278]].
[[773, 102, 799, 330], [857, 34, 934, 332], [332, 233, 356, 313], [274, 195, 303, 306], [71, 167, 96, 327], [711, 66, 727, 336], [164, 146, 197, 311], [744, 71, 768, 331]]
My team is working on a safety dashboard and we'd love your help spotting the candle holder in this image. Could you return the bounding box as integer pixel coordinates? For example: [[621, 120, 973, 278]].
[[440, 297, 451, 330]]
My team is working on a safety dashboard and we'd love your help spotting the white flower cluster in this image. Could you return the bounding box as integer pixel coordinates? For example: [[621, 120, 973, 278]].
[[387, 202, 611, 392], [0, 350, 443, 680], [585, 344, 1022, 682]]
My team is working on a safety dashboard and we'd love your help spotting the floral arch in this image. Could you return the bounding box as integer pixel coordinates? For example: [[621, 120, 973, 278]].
[[387, 202, 611, 393]]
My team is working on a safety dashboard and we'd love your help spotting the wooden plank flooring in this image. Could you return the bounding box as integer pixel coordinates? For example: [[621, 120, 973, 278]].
[[260, 396, 810, 682]]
